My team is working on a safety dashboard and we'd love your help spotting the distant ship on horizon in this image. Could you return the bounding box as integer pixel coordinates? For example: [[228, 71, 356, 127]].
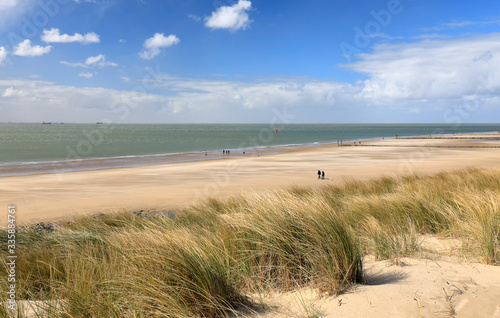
[[42, 121, 51, 124]]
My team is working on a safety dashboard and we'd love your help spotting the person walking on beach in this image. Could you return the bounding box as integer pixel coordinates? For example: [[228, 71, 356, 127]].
[[318, 170, 322, 179], [321, 171, 325, 180]]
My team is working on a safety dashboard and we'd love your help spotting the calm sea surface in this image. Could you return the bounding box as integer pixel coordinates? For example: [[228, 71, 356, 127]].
[[1, 123, 499, 176]]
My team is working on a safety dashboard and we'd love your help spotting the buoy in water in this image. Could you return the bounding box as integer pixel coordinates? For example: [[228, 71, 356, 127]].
[[275, 129, 278, 133]]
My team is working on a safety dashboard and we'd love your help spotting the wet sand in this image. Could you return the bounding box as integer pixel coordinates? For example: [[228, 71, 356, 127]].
[[1, 133, 500, 227]]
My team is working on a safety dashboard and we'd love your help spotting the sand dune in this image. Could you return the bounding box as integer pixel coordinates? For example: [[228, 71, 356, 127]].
[[254, 251, 500, 318]]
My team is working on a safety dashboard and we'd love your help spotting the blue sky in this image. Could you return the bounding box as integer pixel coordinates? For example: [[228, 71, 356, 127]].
[[1, 0, 500, 123]]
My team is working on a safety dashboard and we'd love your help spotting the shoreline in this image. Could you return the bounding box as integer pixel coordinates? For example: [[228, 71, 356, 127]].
[[2, 130, 498, 178], [0, 141, 327, 178], [2, 132, 500, 227]]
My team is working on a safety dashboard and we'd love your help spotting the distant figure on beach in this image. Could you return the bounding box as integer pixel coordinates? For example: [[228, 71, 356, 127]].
[[321, 171, 325, 179], [318, 170, 321, 179]]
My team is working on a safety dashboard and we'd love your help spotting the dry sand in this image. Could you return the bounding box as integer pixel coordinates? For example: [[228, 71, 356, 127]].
[[252, 242, 500, 318], [2, 133, 500, 317]]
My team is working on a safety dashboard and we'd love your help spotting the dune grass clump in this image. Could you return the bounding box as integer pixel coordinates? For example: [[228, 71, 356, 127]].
[[0, 213, 247, 318], [112, 227, 244, 317], [441, 191, 500, 264], [233, 193, 362, 295]]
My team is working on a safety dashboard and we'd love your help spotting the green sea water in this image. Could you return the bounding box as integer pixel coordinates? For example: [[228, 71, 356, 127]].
[[0, 123, 499, 174]]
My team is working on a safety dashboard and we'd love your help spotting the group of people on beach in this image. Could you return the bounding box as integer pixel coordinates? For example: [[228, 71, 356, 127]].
[[222, 150, 246, 155], [317, 170, 325, 180]]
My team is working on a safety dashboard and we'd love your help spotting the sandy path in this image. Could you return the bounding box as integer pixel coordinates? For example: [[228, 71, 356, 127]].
[[1, 135, 500, 226]]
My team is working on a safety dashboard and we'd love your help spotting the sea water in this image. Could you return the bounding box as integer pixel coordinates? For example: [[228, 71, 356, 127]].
[[0, 123, 498, 176]]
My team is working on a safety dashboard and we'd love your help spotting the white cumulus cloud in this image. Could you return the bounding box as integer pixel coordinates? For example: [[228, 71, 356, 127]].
[[61, 54, 117, 68], [139, 33, 180, 60], [85, 54, 105, 65], [79, 72, 93, 78], [13, 39, 52, 56], [0, 46, 7, 64], [42, 28, 100, 44], [205, 0, 252, 32]]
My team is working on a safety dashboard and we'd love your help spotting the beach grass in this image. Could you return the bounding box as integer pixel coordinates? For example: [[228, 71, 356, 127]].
[[1, 168, 500, 317]]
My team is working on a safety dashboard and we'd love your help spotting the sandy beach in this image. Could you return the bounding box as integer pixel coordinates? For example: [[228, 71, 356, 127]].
[[1, 133, 500, 227], [3, 133, 500, 318]]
